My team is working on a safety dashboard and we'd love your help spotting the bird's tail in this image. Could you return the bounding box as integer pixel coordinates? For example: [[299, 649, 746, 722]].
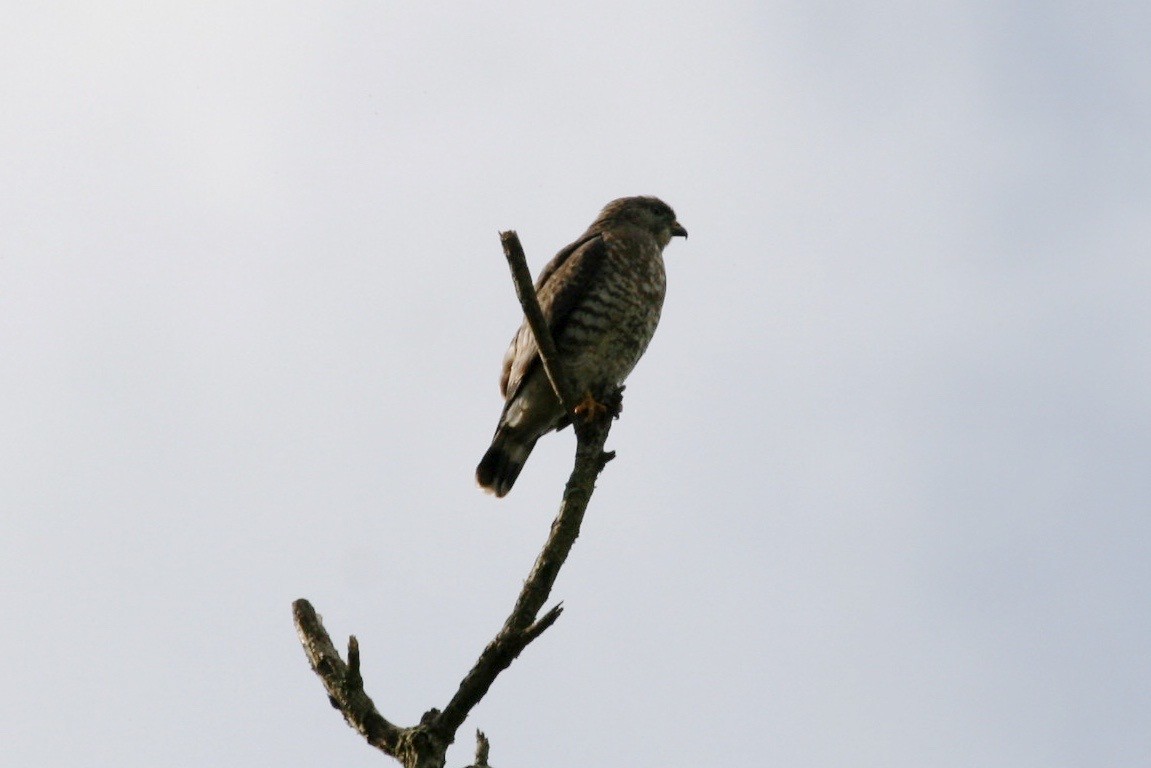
[[476, 428, 538, 498]]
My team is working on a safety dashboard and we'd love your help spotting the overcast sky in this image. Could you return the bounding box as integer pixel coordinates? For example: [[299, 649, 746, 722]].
[[3, 2, 1150, 766]]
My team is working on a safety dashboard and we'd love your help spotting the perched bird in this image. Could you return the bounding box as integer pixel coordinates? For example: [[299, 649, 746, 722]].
[[476, 196, 687, 497]]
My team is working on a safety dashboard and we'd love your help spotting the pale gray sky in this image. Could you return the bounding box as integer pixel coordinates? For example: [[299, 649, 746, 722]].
[[3, 2, 1150, 766]]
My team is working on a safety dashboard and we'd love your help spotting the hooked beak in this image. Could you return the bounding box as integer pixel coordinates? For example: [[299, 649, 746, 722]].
[[671, 221, 688, 238]]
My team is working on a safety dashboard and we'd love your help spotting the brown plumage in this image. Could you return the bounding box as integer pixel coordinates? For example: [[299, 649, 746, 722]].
[[476, 196, 687, 497]]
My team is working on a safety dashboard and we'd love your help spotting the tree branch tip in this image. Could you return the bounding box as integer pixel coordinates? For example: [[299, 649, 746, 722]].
[[292, 598, 316, 622], [597, 450, 617, 471], [473, 729, 491, 766], [497, 228, 580, 416], [523, 602, 564, 643], [347, 635, 360, 672]]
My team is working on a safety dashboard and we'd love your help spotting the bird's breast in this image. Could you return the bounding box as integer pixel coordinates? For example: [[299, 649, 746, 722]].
[[558, 247, 666, 389]]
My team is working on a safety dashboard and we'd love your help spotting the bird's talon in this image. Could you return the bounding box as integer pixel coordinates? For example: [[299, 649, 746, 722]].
[[573, 392, 609, 422]]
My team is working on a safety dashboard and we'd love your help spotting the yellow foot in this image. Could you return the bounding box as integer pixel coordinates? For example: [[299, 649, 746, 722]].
[[573, 391, 609, 422]]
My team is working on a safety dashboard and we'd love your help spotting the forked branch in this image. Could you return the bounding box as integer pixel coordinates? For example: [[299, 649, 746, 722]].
[[293, 229, 619, 768]]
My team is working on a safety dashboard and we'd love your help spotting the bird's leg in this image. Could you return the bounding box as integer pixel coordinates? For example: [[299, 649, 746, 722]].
[[572, 384, 625, 423], [573, 391, 608, 422]]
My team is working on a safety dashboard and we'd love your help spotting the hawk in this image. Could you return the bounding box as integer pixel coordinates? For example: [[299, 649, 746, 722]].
[[476, 196, 688, 497]]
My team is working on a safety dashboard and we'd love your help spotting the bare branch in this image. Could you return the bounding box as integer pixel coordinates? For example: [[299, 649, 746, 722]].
[[438, 401, 613, 733], [499, 230, 579, 415], [465, 730, 491, 768], [292, 600, 404, 753], [523, 602, 564, 644], [294, 228, 621, 767]]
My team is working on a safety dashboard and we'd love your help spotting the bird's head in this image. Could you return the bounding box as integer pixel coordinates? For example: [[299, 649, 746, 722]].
[[592, 196, 688, 248]]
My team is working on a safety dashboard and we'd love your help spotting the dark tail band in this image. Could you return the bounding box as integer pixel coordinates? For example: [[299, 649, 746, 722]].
[[476, 431, 537, 498]]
